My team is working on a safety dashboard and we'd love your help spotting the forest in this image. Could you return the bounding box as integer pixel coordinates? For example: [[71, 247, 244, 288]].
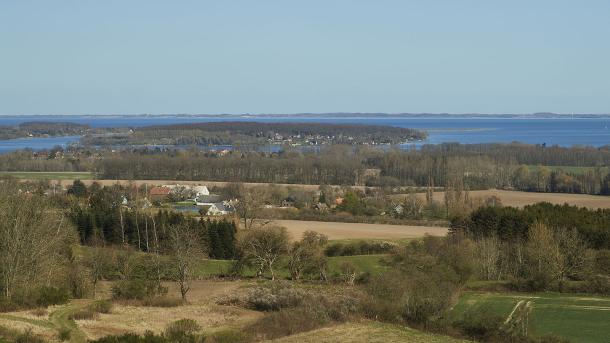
[[80, 122, 427, 146], [0, 122, 90, 140]]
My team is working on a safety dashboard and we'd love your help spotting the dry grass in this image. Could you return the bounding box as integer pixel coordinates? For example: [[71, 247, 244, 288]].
[[78, 303, 262, 340], [0, 313, 56, 342], [0, 280, 261, 342], [78, 280, 261, 340], [267, 321, 469, 343], [272, 219, 448, 241]]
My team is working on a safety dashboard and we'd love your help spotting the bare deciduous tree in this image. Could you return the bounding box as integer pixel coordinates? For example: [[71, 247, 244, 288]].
[[0, 183, 76, 299], [167, 224, 205, 302], [234, 185, 268, 229], [238, 225, 289, 280], [475, 234, 501, 280]]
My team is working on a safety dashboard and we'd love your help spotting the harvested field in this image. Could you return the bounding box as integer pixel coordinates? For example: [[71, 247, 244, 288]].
[[272, 219, 448, 241], [392, 189, 610, 209]]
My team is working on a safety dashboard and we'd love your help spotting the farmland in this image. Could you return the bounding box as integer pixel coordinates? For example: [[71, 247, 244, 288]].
[[395, 189, 610, 209], [271, 219, 448, 241], [450, 292, 610, 343]]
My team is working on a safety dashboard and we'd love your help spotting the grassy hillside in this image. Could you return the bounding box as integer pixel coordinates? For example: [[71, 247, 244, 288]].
[[450, 292, 610, 343], [268, 322, 469, 343]]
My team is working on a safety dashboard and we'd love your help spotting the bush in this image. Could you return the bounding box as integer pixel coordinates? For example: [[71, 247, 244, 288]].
[[58, 327, 72, 341], [89, 299, 113, 314], [164, 319, 201, 342], [35, 286, 70, 307], [205, 329, 248, 343], [29, 308, 48, 317], [91, 331, 169, 343], [14, 329, 46, 343], [0, 326, 46, 343], [243, 282, 306, 311], [454, 304, 504, 340], [70, 308, 99, 320], [246, 307, 329, 340], [70, 300, 114, 320], [324, 240, 397, 256], [0, 298, 20, 312], [587, 275, 610, 295]]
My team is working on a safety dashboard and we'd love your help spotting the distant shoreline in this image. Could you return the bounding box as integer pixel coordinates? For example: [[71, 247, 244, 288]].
[[1, 113, 610, 119]]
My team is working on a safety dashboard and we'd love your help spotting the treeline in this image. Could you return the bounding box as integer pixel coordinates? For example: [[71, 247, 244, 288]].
[[0, 121, 90, 140], [0, 149, 92, 171], [420, 142, 610, 166], [2, 142, 610, 194], [451, 203, 610, 292], [451, 203, 610, 249], [94, 144, 610, 194], [82, 121, 427, 146]]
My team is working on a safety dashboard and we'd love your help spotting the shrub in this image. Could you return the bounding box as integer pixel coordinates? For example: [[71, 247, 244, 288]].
[[206, 329, 248, 343], [14, 329, 46, 343], [587, 275, 610, 295], [454, 304, 504, 340], [58, 327, 72, 341], [70, 308, 99, 320], [324, 240, 397, 256], [164, 319, 201, 342], [91, 331, 169, 343], [243, 283, 306, 311], [35, 286, 70, 307], [246, 307, 329, 340], [89, 299, 113, 314], [29, 308, 48, 317], [0, 298, 20, 312]]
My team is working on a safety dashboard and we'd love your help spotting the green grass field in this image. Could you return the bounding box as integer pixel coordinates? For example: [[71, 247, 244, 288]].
[[451, 292, 610, 343], [0, 171, 94, 180]]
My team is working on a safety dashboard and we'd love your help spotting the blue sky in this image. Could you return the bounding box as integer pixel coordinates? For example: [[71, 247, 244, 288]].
[[1, 1, 609, 115]]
